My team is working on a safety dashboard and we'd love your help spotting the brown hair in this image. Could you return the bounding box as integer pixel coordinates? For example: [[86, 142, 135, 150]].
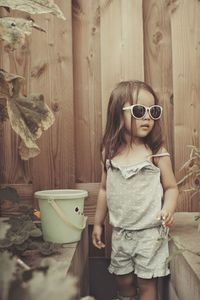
[[101, 80, 164, 169]]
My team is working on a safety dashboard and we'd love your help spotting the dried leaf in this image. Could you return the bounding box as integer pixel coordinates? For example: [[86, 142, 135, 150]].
[[0, 17, 45, 50], [0, 0, 66, 20], [179, 157, 196, 172], [0, 69, 55, 160], [18, 139, 40, 160], [177, 171, 194, 185], [0, 68, 23, 100], [165, 249, 185, 264], [7, 94, 55, 159]]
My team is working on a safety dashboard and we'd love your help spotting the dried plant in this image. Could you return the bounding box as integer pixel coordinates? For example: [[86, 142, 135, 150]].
[[178, 145, 200, 198], [0, 0, 66, 20], [178, 145, 200, 229]]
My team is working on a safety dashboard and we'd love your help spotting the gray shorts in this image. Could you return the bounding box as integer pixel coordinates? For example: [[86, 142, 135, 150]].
[[108, 226, 170, 279]]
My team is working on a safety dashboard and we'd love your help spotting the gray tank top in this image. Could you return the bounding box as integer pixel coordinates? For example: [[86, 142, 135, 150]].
[[106, 153, 170, 230]]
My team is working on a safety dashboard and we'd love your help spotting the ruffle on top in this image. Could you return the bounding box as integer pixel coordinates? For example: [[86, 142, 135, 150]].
[[106, 159, 160, 179]]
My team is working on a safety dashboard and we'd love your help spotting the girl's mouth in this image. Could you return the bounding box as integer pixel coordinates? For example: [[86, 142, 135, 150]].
[[141, 124, 150, 129]]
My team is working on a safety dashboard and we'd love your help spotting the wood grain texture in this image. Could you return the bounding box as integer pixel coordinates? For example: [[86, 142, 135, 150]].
[[29, 0, 75, 190], [75, 182, 100, 224], [76, 182, 111, 258], [170, 0, 200, 211], [143, 0, 174, 162], [72, 0, 102, 183], [0, 0, 200, 229], [100, 0, 144, 130]]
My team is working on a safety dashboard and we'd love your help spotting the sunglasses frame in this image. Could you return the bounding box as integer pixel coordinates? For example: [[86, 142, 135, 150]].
[[122, 104, 163, 120]]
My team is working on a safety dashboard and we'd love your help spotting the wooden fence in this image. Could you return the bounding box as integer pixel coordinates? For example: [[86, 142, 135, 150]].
[[0, 0, 200, 254]]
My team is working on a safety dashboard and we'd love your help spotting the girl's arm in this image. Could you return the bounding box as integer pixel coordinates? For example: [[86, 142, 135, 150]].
[[155, 148, 179, 227], [92, 164, 108, 249]]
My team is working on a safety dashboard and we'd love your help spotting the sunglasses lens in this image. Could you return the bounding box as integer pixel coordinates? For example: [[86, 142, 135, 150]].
[[150, 106, 162, 119], [132, 105, 146, 118]]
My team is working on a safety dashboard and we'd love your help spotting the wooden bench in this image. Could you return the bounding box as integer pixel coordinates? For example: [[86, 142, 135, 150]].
[[168, 212, 200, 300]]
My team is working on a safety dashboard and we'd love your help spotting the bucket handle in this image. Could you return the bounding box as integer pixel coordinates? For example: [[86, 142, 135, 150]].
[[48, 198, 87, 230]]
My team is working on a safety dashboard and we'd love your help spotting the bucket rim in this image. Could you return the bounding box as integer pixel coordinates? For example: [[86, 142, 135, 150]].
[[34, 189, 88, 200]]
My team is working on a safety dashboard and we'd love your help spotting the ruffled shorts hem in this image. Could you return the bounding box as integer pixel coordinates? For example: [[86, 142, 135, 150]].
[[108, 265, 170, 279]]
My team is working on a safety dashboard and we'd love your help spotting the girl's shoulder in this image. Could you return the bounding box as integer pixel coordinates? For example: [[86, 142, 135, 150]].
[[150, 147, 170, 166], [151, 147, 170, 157]]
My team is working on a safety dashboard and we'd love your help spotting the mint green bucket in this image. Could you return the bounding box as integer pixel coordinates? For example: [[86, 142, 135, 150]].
[[34, 189, 88, 243]]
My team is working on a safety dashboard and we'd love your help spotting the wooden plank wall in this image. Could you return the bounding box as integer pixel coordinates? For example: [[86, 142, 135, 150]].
[[171, 0, 200, 212], [0, 1, 75, 200], [29, 0, 75, 191], [0, 0, 200, 236]]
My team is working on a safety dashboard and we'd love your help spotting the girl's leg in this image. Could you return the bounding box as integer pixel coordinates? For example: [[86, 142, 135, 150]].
[[115, 272, 137, 299], [137, 277, 158, 300]]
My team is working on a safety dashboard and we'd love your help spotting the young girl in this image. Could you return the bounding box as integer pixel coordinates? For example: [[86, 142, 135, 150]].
[[92, 80, 179, 300]]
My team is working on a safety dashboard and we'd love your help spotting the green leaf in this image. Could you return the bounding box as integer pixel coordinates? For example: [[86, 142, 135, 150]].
[[38, 242, 58, 256], [10, 231, 29, 245], [15, 240, 29, 251], [29, 227, 42, 238]]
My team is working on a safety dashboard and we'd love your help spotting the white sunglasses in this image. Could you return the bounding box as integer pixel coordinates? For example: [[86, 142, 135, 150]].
[[123, 104, 163, 120]]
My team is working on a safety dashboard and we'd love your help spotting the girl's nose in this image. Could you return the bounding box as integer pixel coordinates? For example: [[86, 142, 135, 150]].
[[143, 110, 151, 120]]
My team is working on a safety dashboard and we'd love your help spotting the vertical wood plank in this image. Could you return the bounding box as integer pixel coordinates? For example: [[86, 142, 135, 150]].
[[143, 0, 174, 161], [100, 0, 144, 257], [30, 0, 75, 190], [100, 0, 144, 130], [72, 0, 102, 183], [171, 0, 200, 211]]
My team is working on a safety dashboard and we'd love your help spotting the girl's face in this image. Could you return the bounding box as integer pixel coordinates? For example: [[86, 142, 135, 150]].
[[123, 89, 155, 140]]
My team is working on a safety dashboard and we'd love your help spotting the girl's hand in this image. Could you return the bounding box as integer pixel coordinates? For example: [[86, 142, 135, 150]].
[[157, 210, 175, 227], [92, 224, 105, 249]]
